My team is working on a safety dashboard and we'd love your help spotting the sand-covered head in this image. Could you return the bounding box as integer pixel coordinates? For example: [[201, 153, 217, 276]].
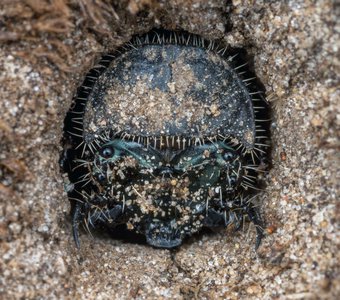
[[83, 44, 256, 149]]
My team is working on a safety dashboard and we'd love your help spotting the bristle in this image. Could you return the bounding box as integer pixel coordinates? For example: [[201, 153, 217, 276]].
[[233, 62, 248, 71], [227, 52, 238, 61], [243, 77, 256, 82], [249, 91, 264, 96], [186, 34, 191, 45], [67, 130, 83, 138]]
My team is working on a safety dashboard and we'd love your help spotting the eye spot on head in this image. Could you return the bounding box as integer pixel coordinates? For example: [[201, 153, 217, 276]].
[[97, 173, 106, 182], [101, 146, 114, 159], [223, 151, 235, 162]]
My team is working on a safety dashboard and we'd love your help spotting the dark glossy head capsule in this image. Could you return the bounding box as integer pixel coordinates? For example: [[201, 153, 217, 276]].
[[101, 146, 114, 159]]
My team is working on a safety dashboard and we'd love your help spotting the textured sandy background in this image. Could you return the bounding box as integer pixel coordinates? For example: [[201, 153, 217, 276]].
[[0, 0, 339, 299]]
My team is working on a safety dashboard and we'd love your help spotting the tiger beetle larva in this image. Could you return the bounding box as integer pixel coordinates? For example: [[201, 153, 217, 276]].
[[62, 30, 270, 249]]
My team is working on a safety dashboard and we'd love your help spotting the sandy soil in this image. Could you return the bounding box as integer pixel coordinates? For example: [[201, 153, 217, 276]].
[[0, 0, 339, 299]]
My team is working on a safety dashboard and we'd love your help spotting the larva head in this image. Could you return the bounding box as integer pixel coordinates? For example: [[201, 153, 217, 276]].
[[63, 30, 270, 249], [83, 42, 256, 151]]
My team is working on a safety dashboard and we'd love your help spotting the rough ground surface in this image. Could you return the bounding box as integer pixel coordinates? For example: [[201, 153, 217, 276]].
[[0, 0, 339, 299]]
